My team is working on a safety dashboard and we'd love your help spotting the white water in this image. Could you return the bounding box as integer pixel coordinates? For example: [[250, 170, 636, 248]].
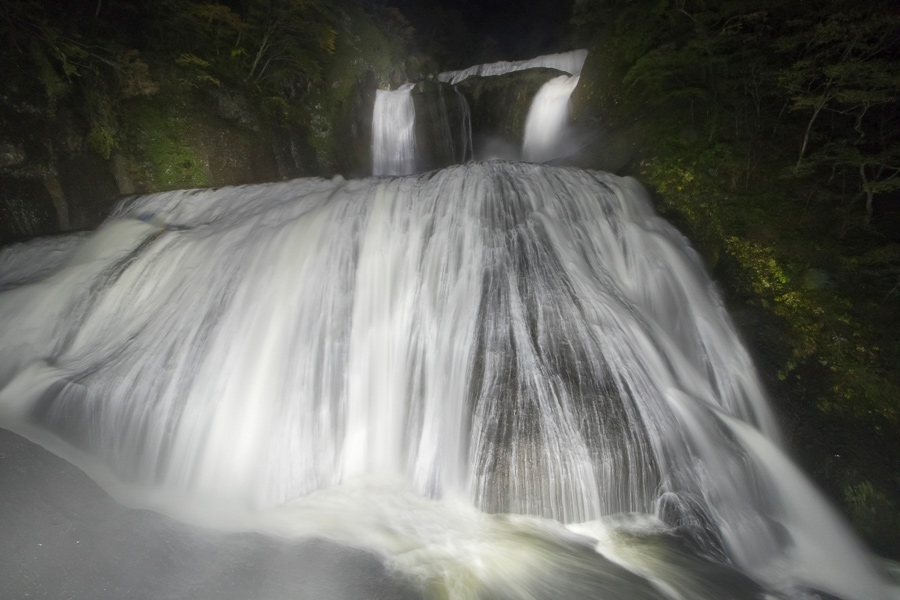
[[372, 83, 418, 176], [0, 163, 896, 600], [440, 87, 474, 166], [438, 49, 588, 85], [522, 74, 581, 162]]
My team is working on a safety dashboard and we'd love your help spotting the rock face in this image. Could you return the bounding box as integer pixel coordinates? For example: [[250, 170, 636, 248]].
[[0, 71, 403, 247], [0, 82, 304, 246], [337, 70, 379, 179], [456, 68, 565, 159], [410, 80, 472, 172], [567, 49, 650, 174], [0, 78, 121, 243], [0, 3, 409, 247]]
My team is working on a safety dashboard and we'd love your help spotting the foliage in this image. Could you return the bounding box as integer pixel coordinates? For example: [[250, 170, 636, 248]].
[[174, 53, 222, 88], [1, 0, 412, 178], [119, 51, 160, 98], [85, 124, 115, 160], [123, 101, 209, 191], [775, 6, 900, 227], [27, 40, 70, 115], [844, 479, 900, 542], [384, 1, 471, 68], [241, 0, 336, 88], [304, 3, 405, 171], [574, 0, 900, 555], [148, 0, 337, 94]]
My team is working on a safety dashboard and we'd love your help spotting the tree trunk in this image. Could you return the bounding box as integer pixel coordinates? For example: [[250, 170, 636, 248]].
[[860, 163, 874, 225], [246, 30, 271, 82], [797, 101, 824, 168]]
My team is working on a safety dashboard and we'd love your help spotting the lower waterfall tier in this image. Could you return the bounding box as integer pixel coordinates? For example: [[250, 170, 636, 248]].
[[0, 162, 894, 600]]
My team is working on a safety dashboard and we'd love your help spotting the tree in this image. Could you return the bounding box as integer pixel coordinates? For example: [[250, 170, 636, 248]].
[[777, 3, 900, 226], [243, 0, 336, 87]]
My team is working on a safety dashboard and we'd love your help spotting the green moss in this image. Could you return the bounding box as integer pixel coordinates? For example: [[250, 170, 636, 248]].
[[85, 125, 115, 160], [845, 480, 900, 541], [637, 144, 900, 556], [29, 40, 69, 116], [122, 100, 209, 191], [644, 154, 900, 422], [457, 69, 563, 146], [306, 5, 404, 172]]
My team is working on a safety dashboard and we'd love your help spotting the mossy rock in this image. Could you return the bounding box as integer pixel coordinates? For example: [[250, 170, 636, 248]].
[[121, 99, 210, 192], [411, 80, 471, 172], [0, 179, 57, 243], [569, 41, 628, 128], [569, 47, 648, 175], [456, 68, 564, 156], [306, 5, 406, 176], [120, 93, 288, 193]]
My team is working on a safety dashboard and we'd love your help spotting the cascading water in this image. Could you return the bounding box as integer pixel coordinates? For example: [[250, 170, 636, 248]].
[[522, 74, 581, 162], [438, 49, 588, 85], [372, 83, 473, 176], [440, 87, 473, 165], [1, 162, 896, 600], [372, 83, 418, 176], [436, 51, 589, 165]]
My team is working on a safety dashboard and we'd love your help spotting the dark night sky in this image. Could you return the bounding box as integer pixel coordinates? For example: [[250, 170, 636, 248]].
[[389, 0, 576, 66]]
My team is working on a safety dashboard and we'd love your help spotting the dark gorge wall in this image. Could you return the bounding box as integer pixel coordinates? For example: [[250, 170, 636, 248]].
[[0, 70, 310, 245], [568, 1, 900, 558], [409, 80, 469, 172], [0, 0, 567, 246], [0, 0, 414, 246], [568, 51, 646, 174], [456, 68, 564, 159]]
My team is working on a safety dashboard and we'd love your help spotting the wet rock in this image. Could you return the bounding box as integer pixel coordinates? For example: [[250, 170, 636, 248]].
[[569, 48, 648, 174], [112, 153, 136, 195], [209, 88, 260, 131], [0, 179, 57, 241], [456, 68, 563, 157], [410, 80, 471, 172], [0, 141, 26, 169]]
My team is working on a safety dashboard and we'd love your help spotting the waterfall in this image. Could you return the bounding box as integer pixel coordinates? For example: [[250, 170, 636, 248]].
[[429, 85, 474, 167], [1, 162, 896, 600], [522, 74, 581, 162], [438, 86, 473, 165], [438, 49, 588, 85], [372, 83, 417, 176], [372, 83, 473, 176], [435, 51, 588, 165], [450, 87, 474, 164]]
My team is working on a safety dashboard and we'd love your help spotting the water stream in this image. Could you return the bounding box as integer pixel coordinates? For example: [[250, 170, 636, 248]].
[[372, 83, 418, 176], [522, 74, 581, 162], [1, 162, 896, 599]]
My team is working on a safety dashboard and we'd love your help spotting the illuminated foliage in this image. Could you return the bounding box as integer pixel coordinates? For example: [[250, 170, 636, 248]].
[[1, 0, 412, 179], [572, 1, 900, 554]]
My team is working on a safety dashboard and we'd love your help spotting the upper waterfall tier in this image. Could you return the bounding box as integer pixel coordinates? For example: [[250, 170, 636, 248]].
[[523, 74, 581, 162], [372, 82, 472, 176], [372, 84, 418, 176], [438, 49, 588, 85]]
